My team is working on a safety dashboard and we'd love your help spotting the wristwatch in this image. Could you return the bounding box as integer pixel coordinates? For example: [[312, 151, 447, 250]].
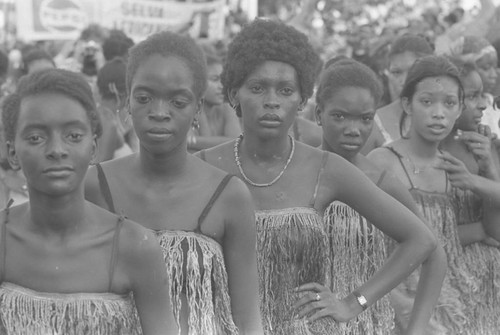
[[352, 291, 368, 310]]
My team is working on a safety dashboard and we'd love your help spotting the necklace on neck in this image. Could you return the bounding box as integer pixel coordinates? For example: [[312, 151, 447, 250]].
[[234, 134, 295, 187], [405, 153, 436, 175]]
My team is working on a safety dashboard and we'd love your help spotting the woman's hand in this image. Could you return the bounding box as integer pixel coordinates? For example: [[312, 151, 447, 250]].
[[455, 129, 497, 178], [292, 283, 360, 323], [436, 151, 476, 190], [482, 235, 500, 248]]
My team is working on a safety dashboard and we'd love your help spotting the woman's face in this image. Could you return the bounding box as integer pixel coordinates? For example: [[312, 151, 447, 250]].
[[387, 51, 419, 100], [230, 60, 303, 139], [317, 86, 375, 160], [129, 55, 200, 154], [9, 93, 95, 196], [204, 63, 224, 106], [475, 51, 498, 93], [456, 70, 486, 131], [403, 75, 462, 143]]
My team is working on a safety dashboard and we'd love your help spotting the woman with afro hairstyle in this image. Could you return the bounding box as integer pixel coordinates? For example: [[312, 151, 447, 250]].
[[85, 31, 263, 334], [198, 18, 438, 335], [440, 56, 500, 333], [316, 58, 446, 334], [0, 69, 176, 334]]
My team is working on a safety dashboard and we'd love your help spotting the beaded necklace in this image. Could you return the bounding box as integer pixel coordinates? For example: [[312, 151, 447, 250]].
[[234, 134, 295, 187]]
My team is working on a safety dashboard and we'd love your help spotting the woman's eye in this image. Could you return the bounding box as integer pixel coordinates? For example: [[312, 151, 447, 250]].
[[68, 133, 83, 142], [421, 99, 432, 106], [280, 87, 294, 96], [171, 100, 188, 109], [27, 135, 42, 143], [250, 86, 263, 93], [134, 94, 152, 104], [332, 113, 345, 120], [445, 100, 458, 107]]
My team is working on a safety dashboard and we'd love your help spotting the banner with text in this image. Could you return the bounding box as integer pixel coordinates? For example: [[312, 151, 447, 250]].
[[16, 0, 226, 41]]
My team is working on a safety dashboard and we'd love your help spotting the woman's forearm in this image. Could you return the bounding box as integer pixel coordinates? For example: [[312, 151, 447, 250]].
[[354, 234, 436, 314], [405, 244, 447, 334], [458, 222, 487, 246]]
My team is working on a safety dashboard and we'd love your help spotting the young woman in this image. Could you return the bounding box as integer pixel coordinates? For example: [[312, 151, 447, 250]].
[[445, 36, 499, 137], [440, 57, 500, 332], [186, 49, 241, 152], [85, 32, 262, 335], [0, 68, 176, 334], [315, 58, 446, 334], [369, 55, 477, 334], [362, 34, 434, 154], [198, 19, 438, 335]]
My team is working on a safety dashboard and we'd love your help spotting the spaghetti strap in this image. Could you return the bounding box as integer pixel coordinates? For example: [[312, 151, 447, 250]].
[[108, 216, 124, 292], [309, 151, 328, 207], [96, 163, 116, 214], [383, 147, 416, 189], [1, 199, 14, 284], [199, 149, 207, 162], [375, 170, 388, 187], [195, 174, 233, 233]]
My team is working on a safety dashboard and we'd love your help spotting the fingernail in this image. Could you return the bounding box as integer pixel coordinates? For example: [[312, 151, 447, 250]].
[[457, 129, 463, 135]]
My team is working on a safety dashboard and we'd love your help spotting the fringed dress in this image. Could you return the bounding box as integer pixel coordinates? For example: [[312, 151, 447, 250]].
[[0, 215, 141, 335], [385, 147, 469, 335], [452, 187, 500, 333], [96, 165, 238, 335], [324, 170, 395, 335], [255, 151, 338, 335]]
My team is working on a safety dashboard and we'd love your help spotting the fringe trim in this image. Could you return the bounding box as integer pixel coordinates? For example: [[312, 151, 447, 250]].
[[451, 189, 500, 333], [154, 230, 238, 335], [395, 190, 471, 334], [324, 202, 395, 335], [255, 208, 331, 335], [0, 282, 140, 335]]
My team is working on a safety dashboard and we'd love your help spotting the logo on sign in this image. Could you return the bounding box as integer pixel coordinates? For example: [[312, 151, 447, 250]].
[[39, 0, 88, 33]]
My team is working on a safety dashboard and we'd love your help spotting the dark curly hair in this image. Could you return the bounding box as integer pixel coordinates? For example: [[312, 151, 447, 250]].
[[22, 49, 55, 74], [389, 33, 434, 59], [2, 69, 102, 142], [222, 19, 321, 116], [102, 29, 134, 62], [127, 31, 207, 99], [399, 55, 463, 138], [317, 58, 383, 108], [446, 56, 478, 79]]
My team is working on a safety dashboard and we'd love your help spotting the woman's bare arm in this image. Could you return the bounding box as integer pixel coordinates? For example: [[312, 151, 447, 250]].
[[221, 177, 263, 334], [120, 221, 178, 335], [380, 172, 447, 334]]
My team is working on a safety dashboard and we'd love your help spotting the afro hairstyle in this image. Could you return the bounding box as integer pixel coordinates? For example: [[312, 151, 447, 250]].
[[389, 33, 434, 59], [221, 18, 321, 116]]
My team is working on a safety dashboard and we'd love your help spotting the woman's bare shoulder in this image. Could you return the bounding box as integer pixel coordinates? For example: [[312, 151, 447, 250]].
[[367, 143, 401, 171]]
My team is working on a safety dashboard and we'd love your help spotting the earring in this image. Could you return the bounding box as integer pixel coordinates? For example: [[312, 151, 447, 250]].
[[317, 120, 322, 126]]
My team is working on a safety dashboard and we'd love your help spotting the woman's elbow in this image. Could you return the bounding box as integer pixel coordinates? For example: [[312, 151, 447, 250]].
[[411, 224, 438, 260]]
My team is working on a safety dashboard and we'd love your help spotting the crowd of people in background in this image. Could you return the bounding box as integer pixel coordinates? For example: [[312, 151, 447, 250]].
[[0, 0, 500, 334]]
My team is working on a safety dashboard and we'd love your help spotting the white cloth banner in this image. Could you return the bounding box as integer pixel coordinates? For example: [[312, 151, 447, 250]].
[[16, 0, 226, 41]]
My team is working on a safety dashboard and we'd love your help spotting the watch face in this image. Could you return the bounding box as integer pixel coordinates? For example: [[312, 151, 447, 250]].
[[358, 295, 368, 305]]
